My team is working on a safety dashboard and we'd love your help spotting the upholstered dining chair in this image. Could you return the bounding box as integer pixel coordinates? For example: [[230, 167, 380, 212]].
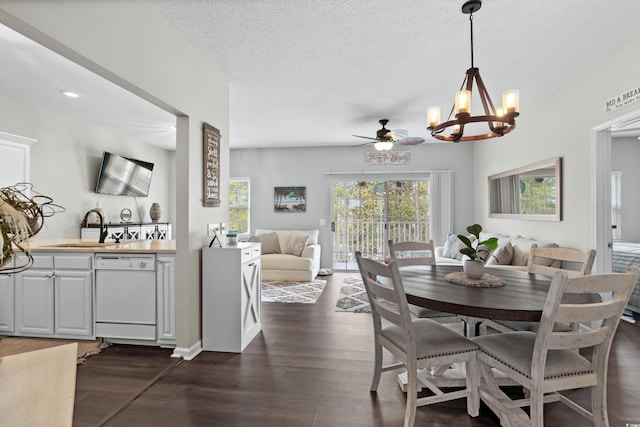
[[355, 251, 479, 427], [486, 244, 598, 333], [471, 266, 640, 427], [388, 239, 462, 325]]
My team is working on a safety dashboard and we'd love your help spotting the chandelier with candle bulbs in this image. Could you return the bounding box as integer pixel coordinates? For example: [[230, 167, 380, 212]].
[[427, 0, 519, 142]]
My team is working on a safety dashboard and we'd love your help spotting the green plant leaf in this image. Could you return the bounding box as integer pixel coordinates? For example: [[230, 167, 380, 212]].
[[466, 224, 482, 239], [460, 247, 476, 260], [479, 237, 499, 251], [457, 234, 473, 249]]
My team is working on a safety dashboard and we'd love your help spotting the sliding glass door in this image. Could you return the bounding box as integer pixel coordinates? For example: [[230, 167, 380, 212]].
[[331, 179, 429, 270]]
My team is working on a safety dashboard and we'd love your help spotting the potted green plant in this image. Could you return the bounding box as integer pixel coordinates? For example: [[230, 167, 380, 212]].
[[457, 224, 499, 279]]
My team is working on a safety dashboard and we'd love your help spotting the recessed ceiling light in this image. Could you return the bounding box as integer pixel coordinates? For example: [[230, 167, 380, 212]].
[[60, 90, 81, 98]]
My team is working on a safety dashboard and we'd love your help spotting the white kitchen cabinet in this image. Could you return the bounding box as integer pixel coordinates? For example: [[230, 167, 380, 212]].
[[156, 255, 176, 344], [15, 253, 93, 339], [15, 255, 54, 335], [55, 269, 93, 337], [202, 242, 261, 352], [0, 260, 15, 333]]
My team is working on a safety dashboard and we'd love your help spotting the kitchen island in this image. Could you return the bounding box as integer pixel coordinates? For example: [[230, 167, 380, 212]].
[[2, 239, 176, 348]]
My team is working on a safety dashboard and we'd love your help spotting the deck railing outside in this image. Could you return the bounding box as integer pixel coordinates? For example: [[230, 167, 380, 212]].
[[333, 220, 429, 270]]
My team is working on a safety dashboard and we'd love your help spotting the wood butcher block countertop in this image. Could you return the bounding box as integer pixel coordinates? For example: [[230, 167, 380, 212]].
[[22, 238, 176, 253]]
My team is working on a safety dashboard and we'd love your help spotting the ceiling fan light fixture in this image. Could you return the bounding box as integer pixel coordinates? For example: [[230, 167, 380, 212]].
[[374, 141, 394, 151], [60, 90, 81, 98], [352, 119, 424, 149], [426, 0, 519, 142]]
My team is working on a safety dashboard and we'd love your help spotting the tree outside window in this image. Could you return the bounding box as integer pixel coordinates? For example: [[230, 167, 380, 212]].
[[229, 179, 250, 234]]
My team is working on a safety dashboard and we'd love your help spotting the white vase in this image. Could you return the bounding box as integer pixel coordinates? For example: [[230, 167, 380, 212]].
[[463, 259, 485, 279]]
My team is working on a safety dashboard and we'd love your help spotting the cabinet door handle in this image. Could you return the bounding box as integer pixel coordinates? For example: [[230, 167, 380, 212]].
[[248, 262, 255, 267]]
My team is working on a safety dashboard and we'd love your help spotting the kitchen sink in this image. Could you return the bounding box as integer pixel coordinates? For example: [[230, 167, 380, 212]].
[[43, 242, 115, 248]]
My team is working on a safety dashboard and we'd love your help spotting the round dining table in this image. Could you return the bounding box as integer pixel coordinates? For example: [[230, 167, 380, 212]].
[[400, 264, 555, 319], [396, 264, 559, 337]]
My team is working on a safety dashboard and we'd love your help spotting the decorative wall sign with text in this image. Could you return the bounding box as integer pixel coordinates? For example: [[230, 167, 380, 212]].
[[203, 122, 221, 207], [365, 151, 410, 165], [605, 86, 640, 112]]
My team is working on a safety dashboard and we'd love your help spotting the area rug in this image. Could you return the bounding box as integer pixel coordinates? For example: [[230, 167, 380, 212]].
[[0, 337, 111, 364], [262, 279, 327, 303], [335, 276, 373, 313]]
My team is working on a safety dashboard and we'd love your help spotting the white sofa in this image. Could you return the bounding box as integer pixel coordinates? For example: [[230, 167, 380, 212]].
[[252, 228, 321, 282], [435, 232, 560, 271]]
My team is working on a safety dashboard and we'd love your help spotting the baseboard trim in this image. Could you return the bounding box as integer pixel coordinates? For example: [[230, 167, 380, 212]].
[[171, 340, 202, 360]]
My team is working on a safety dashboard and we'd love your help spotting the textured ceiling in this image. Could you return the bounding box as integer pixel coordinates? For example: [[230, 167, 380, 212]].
[[151, 0, 640, 147], [2, 1, 640, 150]]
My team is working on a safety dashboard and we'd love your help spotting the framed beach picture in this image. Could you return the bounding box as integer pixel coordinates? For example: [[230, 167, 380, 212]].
[[274, 186, 306, 212]]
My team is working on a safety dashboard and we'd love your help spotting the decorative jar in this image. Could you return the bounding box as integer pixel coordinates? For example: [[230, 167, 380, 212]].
[[149, 203, 161, 222]]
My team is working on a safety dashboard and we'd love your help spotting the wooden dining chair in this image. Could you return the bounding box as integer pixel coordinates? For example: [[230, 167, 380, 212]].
[[388, 239, 462, 325], [527, 244, 597, 278], [355, 251, 479, 427], [486, 244, 598, 333], [471, 266, 640, 427]]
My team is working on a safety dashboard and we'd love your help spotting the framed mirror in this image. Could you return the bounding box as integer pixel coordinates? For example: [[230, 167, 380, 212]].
[[488, 157, 562, 221]]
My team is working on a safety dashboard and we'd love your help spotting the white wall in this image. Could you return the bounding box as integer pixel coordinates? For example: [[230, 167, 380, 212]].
[[231, 143, 475, 267], [0, 0, 230, 351], [612, 136, 640, 241], [0, 93, 174, 237], [474, 33, 640, 252]]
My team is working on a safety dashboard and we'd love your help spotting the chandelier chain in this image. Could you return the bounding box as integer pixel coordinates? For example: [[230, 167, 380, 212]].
[[470, 12, 474, 68]]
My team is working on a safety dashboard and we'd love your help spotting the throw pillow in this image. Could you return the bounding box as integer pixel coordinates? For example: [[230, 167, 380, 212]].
[[441, 234, 460, 259], [250, 232, 281, 254], [485, 242, 514, 266], [442, 234, 475, 260], [285, 233, 310, 256], [510, 237, 537, 266]]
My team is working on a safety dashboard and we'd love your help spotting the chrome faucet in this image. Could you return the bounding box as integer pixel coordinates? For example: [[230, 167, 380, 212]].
[[82, 209, 108, 243]]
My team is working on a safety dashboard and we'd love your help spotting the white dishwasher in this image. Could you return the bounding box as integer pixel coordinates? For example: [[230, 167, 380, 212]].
[[95, 254, 157, 341]]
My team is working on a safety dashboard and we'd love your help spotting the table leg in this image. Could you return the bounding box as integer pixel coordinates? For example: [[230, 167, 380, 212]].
[[460, 316, 486, 337]]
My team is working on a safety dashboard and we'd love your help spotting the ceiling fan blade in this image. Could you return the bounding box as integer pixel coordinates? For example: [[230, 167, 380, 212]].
[[392, 129, 408, 139], [397, 136, 426, 145], [352, 134, 378, 140], [351, 141, 374, 147]]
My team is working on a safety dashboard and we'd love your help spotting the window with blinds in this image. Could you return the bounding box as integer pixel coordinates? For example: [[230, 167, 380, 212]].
[[611, 171, 622, 241]]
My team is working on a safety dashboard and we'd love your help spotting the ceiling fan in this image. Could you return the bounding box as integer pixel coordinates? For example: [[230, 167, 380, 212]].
[[352, 119, 425, 150]]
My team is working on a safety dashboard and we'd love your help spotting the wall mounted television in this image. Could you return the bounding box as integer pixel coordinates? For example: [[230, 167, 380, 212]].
[[95, 151, 154, 197]]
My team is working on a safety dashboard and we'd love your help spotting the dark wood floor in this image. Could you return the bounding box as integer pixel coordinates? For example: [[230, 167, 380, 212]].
[[73, 272, 640, 426]]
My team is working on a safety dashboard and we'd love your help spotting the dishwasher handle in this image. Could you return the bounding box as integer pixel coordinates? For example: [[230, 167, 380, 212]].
[[95, 255, 157, 271]]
